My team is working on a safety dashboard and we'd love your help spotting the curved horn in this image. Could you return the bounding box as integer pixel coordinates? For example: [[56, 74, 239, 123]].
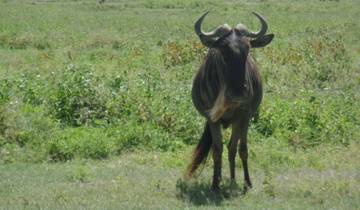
[[246, 12, 268, 38], [194, 11, 210, 37], [194, 11, 231, 47]]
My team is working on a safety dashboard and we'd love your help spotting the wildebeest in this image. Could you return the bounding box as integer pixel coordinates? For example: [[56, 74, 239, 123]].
[[186, 11, 274, 192]]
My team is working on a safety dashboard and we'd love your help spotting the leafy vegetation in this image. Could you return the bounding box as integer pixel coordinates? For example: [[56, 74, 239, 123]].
[[0, 0, 358, 162], [0, 0, 359, 209]]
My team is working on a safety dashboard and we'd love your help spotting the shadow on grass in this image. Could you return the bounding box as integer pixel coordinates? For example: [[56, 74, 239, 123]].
[[176, 178, 244, 206]]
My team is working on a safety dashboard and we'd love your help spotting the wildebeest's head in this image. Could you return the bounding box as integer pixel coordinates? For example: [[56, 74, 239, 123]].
[[195, 12, 274, 57]]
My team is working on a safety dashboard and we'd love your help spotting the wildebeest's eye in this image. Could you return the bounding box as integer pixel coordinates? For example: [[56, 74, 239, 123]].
[[235, 29, 248, 37]]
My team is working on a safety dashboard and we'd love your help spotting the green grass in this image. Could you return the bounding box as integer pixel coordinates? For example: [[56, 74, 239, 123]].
[[1, 143, 359, 209], [0, 0, 359, 209]]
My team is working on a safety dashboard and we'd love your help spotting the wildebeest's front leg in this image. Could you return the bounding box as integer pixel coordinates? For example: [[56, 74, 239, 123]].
[[238, 118, 252, 191], [209, 122, 222, 191], [228, 121, 242, 181]]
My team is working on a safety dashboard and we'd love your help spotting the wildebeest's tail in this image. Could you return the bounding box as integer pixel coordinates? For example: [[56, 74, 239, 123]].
[[186, 122, 212, 178]]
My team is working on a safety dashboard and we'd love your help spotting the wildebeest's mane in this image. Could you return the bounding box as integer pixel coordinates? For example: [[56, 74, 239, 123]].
[[192, 49, 225, 114]]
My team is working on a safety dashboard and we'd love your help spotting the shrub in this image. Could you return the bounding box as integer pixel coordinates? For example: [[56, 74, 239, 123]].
[[48, 127, 111, 161], [47, 121, 185, 162], [0, 79, 13, 104], [49, 64, 109, 126], [253, 92, 359, 148], [15, 74, 46, 106], [162, 39, 206, 68], [0, 104, 58, 162], [260, 33, 352, 89]]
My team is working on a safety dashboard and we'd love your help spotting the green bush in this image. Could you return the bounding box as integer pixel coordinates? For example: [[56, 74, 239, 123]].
[[0, 1, 358, 164], [48, 127, 111, 161], [47, 121, 185, 162], [0, 104, 58, 162], [253, 92, 358, 148], [49, 64, 109, 126], [260, 33, 352, 90], [0, 79, 13, 104], [162, 40, 206, 68]]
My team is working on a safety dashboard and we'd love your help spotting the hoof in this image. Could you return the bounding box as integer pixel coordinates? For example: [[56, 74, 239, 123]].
[[243, 182, 252, 193], [229, 179, 240, 190], [211, 185, 221, 193]]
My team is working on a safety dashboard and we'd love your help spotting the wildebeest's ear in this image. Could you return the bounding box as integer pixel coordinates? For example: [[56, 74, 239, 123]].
[[250, 34, 274, 48]]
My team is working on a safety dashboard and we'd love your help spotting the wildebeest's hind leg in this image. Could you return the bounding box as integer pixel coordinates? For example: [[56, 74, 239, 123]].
[[209, 122, 222, 192], [228, 122, 242, 181], [238, 118, 252, 191]]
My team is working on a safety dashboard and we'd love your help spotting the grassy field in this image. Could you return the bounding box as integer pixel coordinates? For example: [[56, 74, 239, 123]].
[[0, 0, 359, 209], [1, 144, 360, 209]]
